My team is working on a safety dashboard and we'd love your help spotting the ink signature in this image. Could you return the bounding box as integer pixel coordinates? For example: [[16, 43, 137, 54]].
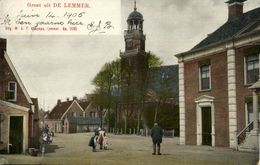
[[86, 21, 114, 34]]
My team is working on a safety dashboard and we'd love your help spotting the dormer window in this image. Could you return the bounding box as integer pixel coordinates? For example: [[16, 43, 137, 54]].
[[8, 81, 17, 101]]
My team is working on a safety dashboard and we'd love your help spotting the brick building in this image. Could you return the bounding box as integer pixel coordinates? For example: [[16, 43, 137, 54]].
[[46, 97, 101, 133], [0, 38, 39, 154], [175, 0, 260, 151]]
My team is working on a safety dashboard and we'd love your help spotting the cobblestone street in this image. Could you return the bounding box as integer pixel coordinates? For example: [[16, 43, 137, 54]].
[[0, 133, 258, 165]]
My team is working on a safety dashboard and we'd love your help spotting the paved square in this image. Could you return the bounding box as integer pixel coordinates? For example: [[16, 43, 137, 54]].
[[0, 133, 258, 165]]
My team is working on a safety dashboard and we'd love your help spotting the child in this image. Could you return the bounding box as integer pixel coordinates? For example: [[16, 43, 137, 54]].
[[103, 134, 108, 150], [88, 133, 97, 152], [97, 129, 105, 149]]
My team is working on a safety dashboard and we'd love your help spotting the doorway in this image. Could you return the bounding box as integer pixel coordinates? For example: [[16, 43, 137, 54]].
[[201, 107, 212, 146], [9, 116, 23, 154]]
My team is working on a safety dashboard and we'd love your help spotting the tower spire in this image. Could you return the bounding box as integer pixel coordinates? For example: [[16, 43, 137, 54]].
[[134, 0, 137, 11]]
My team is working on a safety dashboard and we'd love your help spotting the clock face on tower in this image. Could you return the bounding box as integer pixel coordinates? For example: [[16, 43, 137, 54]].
[[126, 41, 133, 48]]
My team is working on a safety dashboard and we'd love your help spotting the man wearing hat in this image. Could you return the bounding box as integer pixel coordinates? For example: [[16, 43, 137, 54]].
[[151, 123, 163, 155]]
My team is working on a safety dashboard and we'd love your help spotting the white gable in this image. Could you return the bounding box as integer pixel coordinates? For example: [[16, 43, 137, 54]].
[[60, 100, 84, 120]]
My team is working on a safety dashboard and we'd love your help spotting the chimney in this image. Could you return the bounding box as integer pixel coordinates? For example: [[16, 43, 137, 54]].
[[226, 0, 246, 20], [0, 38, 6, 55], [73, 96, 78, 101], [57, 99, 61, 105]]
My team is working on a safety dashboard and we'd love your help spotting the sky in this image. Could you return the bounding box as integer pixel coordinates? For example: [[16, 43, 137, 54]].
[[0, 0, 260, 110]]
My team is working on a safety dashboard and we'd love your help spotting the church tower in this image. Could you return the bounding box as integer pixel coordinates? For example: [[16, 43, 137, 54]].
[[120, 1, 149, 87]]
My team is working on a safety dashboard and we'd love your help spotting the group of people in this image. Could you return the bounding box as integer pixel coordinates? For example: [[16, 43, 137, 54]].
[[42, 124, 54, 144], [88, 127, 108, 152], [88, 123, 163, 155]]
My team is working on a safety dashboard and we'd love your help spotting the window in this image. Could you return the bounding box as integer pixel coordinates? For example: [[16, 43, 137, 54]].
[[245, 102, 260, 124], [246, 102, 253, 124], [245, 54, 259, 84], [8, 82, 17, 101], [95, 112, 98, 118], [71, 112, 76, 117], [199, 65, 211, 91]]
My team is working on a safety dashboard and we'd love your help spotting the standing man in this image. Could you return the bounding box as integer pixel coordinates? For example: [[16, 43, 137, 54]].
[[151, 123, 163, 155]]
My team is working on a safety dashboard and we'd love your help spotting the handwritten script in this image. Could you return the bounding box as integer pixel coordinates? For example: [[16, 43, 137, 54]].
[[0, 0, 121, 35]]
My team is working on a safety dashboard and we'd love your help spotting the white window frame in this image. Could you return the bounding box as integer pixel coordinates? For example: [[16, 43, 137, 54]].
[[245, 101, 260, 124], [199, 64, 211, 91], [244, 53, 260, 85], [8, 81, 17, 101], [245, 102, 253, 125]]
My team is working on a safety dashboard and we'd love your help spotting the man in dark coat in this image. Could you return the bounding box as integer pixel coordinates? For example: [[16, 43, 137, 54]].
[[151, 123, 163, 155]]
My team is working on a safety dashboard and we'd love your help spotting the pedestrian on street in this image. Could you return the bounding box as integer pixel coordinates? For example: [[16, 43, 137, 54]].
[[151, 123, 163, 155], [88, 133, 98, 152], [44, 124, 49, 134], [103, 133, 109, 150], [97, 128, 105, 150]]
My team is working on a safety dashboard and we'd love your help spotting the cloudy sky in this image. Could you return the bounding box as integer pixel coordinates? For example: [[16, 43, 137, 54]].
[[0, 0, 259, 110]]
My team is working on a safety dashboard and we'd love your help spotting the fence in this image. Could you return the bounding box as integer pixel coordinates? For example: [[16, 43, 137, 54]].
[[108, 128, 175, 137]]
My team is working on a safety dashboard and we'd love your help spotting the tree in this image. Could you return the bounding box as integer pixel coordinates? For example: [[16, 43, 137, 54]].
[[147, 66, 177, 124], [148, 52, 163, 68], [91, 53, 163, 132], [92, 59, 121, 129]]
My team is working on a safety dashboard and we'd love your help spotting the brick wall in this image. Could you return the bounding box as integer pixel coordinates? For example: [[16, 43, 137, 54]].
[[184, 52, 229, 147], [235, 46, 259, 132], [0, 53, 30, 108]]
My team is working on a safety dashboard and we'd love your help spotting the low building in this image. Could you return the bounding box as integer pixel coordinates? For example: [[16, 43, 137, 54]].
[[46, 96, 101, 133], [64, 116, 101, 133]]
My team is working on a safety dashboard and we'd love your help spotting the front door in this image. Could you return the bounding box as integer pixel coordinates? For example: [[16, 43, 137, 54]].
[[202, 107, 212, 146], [9, 116, 23, 154]]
